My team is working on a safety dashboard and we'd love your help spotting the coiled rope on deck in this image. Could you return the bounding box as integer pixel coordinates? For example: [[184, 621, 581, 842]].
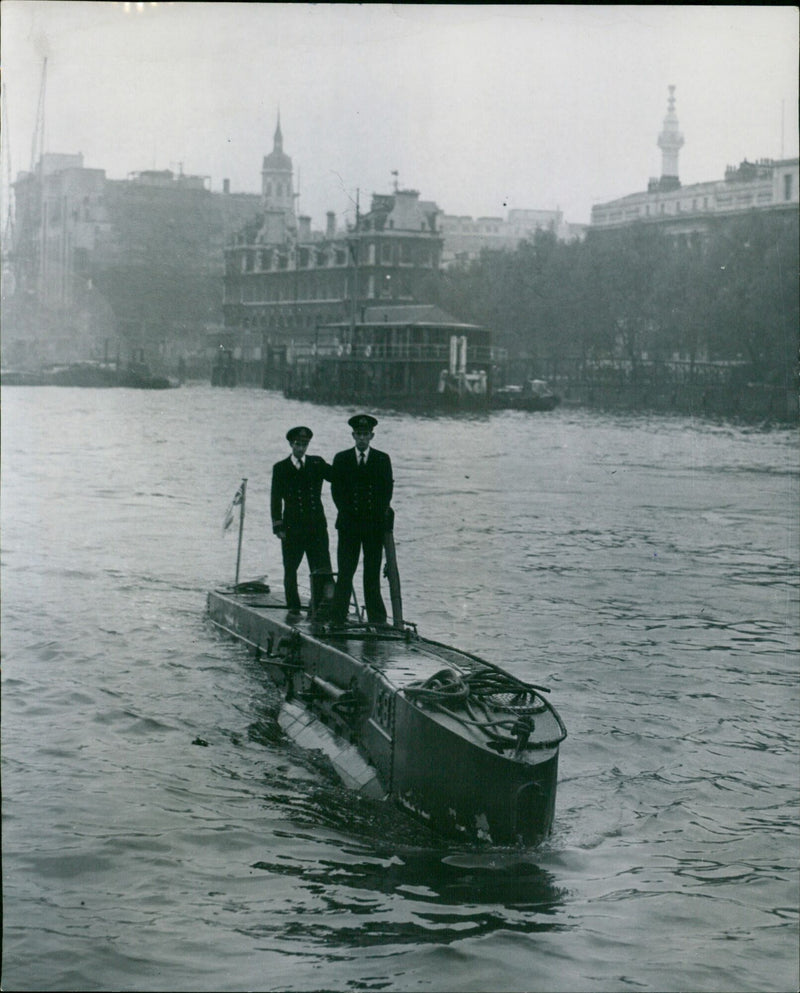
[[403, 667, 560, 753]]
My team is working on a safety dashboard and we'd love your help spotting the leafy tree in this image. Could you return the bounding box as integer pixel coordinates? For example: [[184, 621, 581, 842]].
[[436, 210, 797, 388]]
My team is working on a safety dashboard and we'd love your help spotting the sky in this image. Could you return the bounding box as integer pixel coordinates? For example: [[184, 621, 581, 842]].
[[1, 3, 798, 228]]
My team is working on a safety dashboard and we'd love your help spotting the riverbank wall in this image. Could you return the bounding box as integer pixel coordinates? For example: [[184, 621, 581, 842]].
[[555, 380, 798, 423]]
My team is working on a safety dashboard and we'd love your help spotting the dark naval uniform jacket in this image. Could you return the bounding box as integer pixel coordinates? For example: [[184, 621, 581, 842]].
[[271, 454, 332, 534], [331, 447, 393, 534]]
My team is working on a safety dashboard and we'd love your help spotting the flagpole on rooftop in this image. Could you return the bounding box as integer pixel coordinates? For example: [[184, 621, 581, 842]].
[[235, 478, 247, 588]]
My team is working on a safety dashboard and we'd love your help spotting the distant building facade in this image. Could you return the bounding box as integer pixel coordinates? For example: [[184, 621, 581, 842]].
[[5, 154, 262, 371], [439, 208, 586, 266], [10, 151, 111, 309], [5, 152, 117, 366], [591, 86, 799, 235]]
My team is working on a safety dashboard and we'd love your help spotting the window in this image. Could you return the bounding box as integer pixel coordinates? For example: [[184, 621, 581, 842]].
[[74, 247, 89, 273], [784, 173, 793, 201]]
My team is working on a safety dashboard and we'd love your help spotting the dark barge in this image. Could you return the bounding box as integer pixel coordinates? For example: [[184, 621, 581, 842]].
[[206, 585, 566, 845], [0, 360, 175, 389]]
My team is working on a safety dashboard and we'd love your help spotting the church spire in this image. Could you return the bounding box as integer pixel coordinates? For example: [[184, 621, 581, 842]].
[[657, 85, 684, 191], [261, 110, 296, 233]]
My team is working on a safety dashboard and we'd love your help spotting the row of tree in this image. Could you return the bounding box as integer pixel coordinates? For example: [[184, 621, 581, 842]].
[[432, 210, 798, 387]]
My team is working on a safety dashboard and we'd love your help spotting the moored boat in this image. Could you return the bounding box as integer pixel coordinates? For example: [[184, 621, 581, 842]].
[[206, 583, 566, 846], [0, 361, 177, 389], [491, 378, 560, 411]]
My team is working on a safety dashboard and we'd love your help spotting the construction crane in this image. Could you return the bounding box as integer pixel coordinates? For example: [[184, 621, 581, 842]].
[[2, 82, 14, 249], [30, 57, 47, 175], [9, 57, 48, 296]]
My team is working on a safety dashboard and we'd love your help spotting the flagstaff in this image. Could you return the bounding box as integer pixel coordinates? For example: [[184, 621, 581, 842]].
[[234, 478, 247, 588], [223, 478, 248, 587]]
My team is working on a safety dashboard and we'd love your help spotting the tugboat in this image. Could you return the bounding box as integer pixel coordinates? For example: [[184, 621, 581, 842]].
[[207, 551, 566, 845]]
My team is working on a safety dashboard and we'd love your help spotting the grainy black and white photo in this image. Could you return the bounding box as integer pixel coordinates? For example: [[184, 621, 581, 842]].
[[1, 4, 798, 991]]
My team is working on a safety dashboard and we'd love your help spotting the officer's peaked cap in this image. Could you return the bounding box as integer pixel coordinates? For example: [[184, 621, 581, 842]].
[[348, 413, 378, 431], [286, 425, 313, 442]]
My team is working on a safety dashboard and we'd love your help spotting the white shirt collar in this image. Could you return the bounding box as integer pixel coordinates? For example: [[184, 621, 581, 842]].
[[291, 455, 304, 469], [355, 446, 370, 461]]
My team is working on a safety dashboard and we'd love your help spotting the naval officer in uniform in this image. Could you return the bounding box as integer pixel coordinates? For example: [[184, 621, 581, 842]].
[[329, 414, 394, 626], [271, 426, 333, 618]]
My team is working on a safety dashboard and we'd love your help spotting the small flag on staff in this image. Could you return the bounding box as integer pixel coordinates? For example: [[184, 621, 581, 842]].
[[223, 481, 245, 532]]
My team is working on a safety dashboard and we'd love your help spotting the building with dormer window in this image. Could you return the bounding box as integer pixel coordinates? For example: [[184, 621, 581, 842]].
[[220, 118, 446, 382]]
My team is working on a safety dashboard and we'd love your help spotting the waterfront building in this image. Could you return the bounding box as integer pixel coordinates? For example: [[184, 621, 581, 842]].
[[5, 154, 261, 373], [5, 152, 117, 367], [221, 118, 446, 385], [590, 86, 799, 236], [100, 167, 259, 368]]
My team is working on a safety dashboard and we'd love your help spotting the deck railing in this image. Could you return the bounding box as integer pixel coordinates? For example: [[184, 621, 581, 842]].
[[292, 342, 500, 364]]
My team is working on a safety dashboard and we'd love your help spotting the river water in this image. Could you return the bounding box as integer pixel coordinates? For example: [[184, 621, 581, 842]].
[[2, 385, 798, 993]]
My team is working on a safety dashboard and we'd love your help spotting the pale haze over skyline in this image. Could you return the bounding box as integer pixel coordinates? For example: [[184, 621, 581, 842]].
[[2, 3, 798, 229]]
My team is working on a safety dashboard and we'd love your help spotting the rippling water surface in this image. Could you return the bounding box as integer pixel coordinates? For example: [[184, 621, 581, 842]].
[[2, 385, 798, 992]]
